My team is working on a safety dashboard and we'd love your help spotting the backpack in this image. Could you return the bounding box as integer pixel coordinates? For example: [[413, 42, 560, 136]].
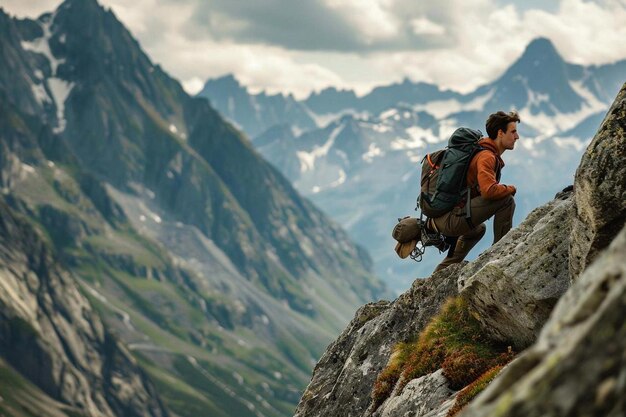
[[417, 127, 486, 218]]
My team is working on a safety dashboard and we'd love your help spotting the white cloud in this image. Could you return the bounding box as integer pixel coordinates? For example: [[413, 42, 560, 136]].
[[0, 0, 57, 18], [2, 0, 626, 98], [324, 0, 400, 42], [410, 17, 446, 35]]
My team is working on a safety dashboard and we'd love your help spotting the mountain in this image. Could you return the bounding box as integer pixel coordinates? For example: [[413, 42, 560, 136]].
[[301, 80, 461, 116], [0, 1, 389, 416], [303, 87, 359, 115], [481, 37, 585, 115], [199, 37, 625, 293], [197, 75, 318, 138], [293, 83, 626, 417]]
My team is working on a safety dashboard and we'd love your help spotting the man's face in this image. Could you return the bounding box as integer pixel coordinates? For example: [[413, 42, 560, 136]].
[[499, 122, 519, 150]]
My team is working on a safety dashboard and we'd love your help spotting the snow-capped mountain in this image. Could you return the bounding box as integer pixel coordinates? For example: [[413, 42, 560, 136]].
[[200, 38, 625, 292]]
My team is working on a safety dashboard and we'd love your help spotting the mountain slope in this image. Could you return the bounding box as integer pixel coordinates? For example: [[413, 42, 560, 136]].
[[0, 198, 169, 417], [0, 1, 389, 416]]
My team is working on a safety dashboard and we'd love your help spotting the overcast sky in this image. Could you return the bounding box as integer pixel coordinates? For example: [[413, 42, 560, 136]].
[[2, 0, 626, 98]]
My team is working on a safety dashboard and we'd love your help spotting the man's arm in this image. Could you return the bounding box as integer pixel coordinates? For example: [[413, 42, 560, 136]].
[[476, 152, 516, 200]]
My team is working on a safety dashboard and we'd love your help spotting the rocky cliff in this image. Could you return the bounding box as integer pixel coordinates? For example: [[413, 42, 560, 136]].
[[0, 199, 169, 417], [294, 83, 626, 417]]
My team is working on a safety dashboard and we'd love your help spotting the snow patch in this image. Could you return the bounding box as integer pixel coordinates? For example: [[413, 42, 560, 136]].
[[21, 17, 74, 133], [413, 89, 494, 119], [329, 169, 347, 187], [20, 18, 65, 75], [297, 125, 343, 172], [362, 143, 383, 162], [380, 108, 398, 120], [520, 80, 605, 137], [30, 83, 50, 106], [48, 78, 74, 133], [372, 123, 392, 133]]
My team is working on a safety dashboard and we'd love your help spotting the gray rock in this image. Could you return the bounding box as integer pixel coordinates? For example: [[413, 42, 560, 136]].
[[458, 194, 573, 349], [460, 223, 626, 417], [376, 369, 455, 417], [294, 264, 462, 417], [570, 82, 626, 281]]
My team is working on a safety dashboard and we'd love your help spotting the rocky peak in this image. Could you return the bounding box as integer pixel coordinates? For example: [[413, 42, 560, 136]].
[[485, 37, 584, 114]]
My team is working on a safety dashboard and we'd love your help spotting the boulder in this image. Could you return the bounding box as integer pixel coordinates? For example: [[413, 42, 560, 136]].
[[375, 369, 455, 417], [458, 194, 573, 349], [460, 223, 626, 417], [569, 83, 626, 281]]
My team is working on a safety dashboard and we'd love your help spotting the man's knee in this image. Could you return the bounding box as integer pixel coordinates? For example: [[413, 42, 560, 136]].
[[466, 222, 486, 239], [499, 194, 515, 211]]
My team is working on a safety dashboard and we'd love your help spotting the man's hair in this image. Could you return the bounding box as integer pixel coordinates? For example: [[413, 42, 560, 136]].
[[485, 111, 521, 140]]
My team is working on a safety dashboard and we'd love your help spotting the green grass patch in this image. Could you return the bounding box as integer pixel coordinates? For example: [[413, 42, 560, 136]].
[[371, 296, 515, 411], [446, 364, 505, 416]]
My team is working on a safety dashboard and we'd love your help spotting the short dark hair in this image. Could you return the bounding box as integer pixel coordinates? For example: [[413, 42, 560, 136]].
[[485, 111, 521, 139]]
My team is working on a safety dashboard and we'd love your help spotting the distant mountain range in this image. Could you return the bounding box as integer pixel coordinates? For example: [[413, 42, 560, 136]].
[[0, 1, 389, 417], [197, 37, 626, 292]]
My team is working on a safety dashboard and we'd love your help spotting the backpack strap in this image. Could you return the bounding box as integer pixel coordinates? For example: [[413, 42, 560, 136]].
[[426, 153, 440, 169]]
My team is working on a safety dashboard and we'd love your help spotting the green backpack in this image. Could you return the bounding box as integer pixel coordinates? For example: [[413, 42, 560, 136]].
[[417, 127, 486, 218]]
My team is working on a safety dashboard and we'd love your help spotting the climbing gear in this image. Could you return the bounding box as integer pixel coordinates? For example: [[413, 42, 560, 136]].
[[392, 217, 452, 262]]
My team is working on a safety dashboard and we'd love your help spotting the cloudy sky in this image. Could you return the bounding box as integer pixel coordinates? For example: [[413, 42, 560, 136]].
[[2, 0, 626, 98]]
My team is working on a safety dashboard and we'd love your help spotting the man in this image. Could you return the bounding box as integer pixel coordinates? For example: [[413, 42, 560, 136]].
[[430, 111, 519, 272]]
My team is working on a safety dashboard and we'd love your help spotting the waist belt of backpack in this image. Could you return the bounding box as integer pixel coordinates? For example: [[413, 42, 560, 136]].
[[464, 187, 475, 229]]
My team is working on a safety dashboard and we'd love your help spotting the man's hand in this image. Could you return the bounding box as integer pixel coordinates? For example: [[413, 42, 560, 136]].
[[508, 185, 517, 196]]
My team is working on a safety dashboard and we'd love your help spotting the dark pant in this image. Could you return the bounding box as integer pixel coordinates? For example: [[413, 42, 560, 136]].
[[432, 195, 515, 273]]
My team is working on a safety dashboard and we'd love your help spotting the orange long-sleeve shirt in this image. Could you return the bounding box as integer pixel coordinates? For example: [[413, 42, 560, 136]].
[[467, 138, 516, 200]]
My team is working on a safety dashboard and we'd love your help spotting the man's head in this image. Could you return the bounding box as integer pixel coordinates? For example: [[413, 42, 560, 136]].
[[486, 111, 521, 154]]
